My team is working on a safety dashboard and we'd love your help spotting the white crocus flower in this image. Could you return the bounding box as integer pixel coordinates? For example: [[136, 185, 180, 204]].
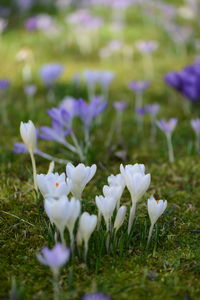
[[36, 172, 70, 199], [20, 120, 37, 191], [114, 206, 127, 232], [120, 163, 151, 234], [107, 173, 125, 209], [44, 196, 81, 249], [44, 196, 69, 245], [103, 185, 122, 210], [65, 197, 81, 250], [95, 195, 117, 232], [147, 196, 167, 246], [77, 212, 97, 261], [107, 173, 125, 188], [66, 163, 97, 200]]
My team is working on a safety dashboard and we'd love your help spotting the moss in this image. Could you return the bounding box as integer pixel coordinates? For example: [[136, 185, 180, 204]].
[[1, 1, 200, 299]]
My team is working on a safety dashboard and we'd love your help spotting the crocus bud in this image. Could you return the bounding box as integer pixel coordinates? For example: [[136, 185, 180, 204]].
[[44, 196, 69, 243], [147, 196, 167, 246], [20, 120, 37, 153], [95, 195, 117, 231], [77, 212, 97, 260], [147, 196, 167, 226], [120, 163, 151, 234], [48, 161, 55, 173], [114, 206, 127, 232], [20, 120, 37, 191]]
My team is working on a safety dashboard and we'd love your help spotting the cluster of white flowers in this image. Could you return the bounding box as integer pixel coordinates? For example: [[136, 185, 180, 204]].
[[36, 162, 167, 260], [20, 120, 167, 257]]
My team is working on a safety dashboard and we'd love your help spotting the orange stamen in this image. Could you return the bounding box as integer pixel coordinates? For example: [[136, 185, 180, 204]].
[[56, 183, 59, 187]]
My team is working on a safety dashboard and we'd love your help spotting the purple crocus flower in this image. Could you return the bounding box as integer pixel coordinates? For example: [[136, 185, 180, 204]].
[[16, 0, 33, 11], [156, 118, 177, 163], [60, 96, 78, 118], [136, 41, 159, 54], [47, 107, 73, 129], [82, 292, 111, 300], [156, 118, 177, 134], [164, 60, 200, 102], [0, 17, 7, 34], [24, 84, 37, 97], [129, 81, 150, 93], [77, 97, 107, 128], [0, 79, 10, 90], [39, 63, 64, 86], [164, 71, 182, 91], [98, 71, 115, 88], [83, 70, 100, 87], [13, 142, 28, 154], [191, 119, 200, 134], [39, 120, 70, 144], [37, 243, 70, 275], [135, 106, 146, 116], [25, 16, 38, 31], [145, 103, 160, 116], [113, 101, 127, 112]]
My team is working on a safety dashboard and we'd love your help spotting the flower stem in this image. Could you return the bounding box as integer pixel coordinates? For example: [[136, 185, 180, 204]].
[[166, 134, 175, 163], [147, 223, 155, 247], [36, 150, 69, 164], [30, 151, 38, 192], [128, 202, 136, 235], [195, 133, 200, 152], [60, 230, 66, 246], [70, 131, 85, 161], [52, 272, 60, 300], [84, 241, 88, 263]]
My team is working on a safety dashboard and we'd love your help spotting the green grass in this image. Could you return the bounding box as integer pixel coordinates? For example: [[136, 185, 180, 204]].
[[1, 2, 200, 299]]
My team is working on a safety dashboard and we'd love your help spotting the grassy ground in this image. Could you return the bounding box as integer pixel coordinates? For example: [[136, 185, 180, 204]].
[[1, 2, 200, 299]]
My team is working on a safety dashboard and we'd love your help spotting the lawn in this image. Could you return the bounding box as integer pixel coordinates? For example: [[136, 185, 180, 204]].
[[0, 1, 200, 299]]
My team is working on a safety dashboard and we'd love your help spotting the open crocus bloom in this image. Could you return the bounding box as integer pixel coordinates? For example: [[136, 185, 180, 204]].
[[66, 163, 97, 199], [36, 172, 70, 198], [36, 243, 70, 276], [147, 196, 167, 225]]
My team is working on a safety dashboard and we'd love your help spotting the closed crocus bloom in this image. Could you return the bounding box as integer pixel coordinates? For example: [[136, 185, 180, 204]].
[[66, 163, 97, 199], [20, 120, 37, 153], [20, 120, 37, 191], [65, 197, 81, 249], [107, 173, 125, 187], [44, 196, 69, 244], [147, 196, 167, 246], [103, 185, 122, 209], [95, 195, 117, 231], [107, 173, 125, 209], [36, 172, 70, 199], [120, 164, 151, 234], [114, 206, 127, 232], [77, 212, 97, 260]]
